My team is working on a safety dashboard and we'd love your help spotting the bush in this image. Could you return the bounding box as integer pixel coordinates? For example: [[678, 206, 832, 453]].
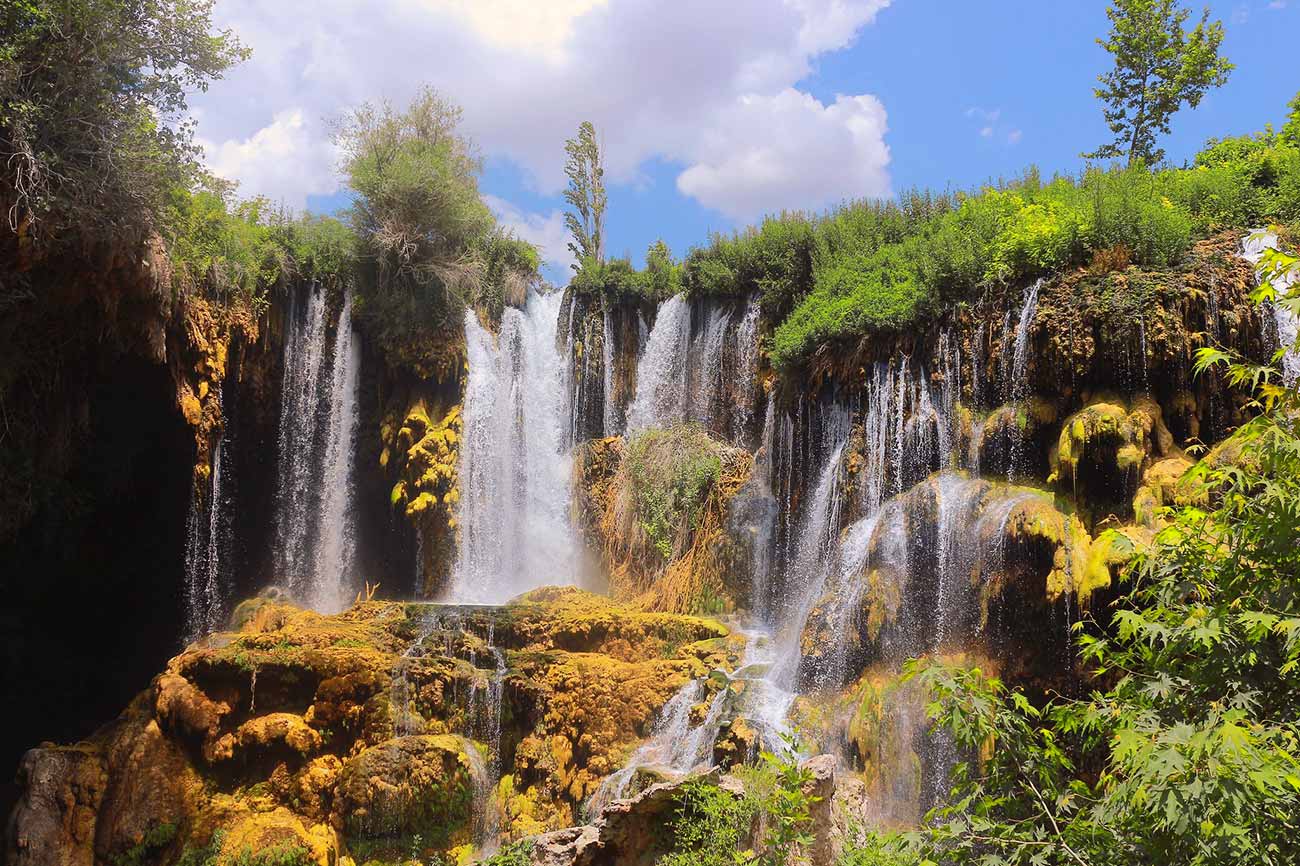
[[657, 779, 761, 866], [163, 185, 356, 308], [682, 215, 816, 320], [1, 0, 247, 252], [624, 425, 722, 561]]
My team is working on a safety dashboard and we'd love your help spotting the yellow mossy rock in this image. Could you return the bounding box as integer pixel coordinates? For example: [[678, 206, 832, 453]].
[[332, 734, 473, 842], [1053, 396, 1177, 525], [204, 713, 323, 763], [1133, 455, 1198, 527], [384, 398, 462, 594], [216, 806, 339, 866]]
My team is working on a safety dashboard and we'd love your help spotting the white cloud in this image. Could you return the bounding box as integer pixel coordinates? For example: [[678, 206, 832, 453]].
[[197, 109, 340, 206], [965, 106, 1021, 147], [677, 90, 890, 219], [483, 195, 576, 274], [192, 0, 893, 218]]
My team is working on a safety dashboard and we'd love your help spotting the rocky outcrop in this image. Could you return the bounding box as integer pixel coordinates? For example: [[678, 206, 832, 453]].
[[524, 755, 855, 866], [5, 588, 737, 865]]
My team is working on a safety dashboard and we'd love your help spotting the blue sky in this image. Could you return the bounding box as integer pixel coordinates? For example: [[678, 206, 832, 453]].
[[205, 0, 1296, 285]]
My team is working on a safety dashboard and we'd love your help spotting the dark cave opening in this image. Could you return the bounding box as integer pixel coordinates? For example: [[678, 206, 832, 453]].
[[0, 356, 193, 823]]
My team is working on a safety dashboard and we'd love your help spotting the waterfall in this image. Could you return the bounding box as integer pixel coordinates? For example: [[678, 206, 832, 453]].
[[769, 406, 851, 692], [625, 294, 690, 432], [601, 300, 621, 436], [270, 283, 361, 612], [272, 284, 330, 590], [310, 287, 361, 613], [183, 423, 231, 643], [732, 293, 763, 440], [1005, 280, 1040, 479], [1242, 229, 1299, 384], [686, 301, 734, 432], [453, 290, 576, 603], [860, 355, 958, 514], [589, 622, 781, 812]]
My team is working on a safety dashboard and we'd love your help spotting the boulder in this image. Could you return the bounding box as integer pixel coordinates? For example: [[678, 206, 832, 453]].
[[5, 746, 107, 866]]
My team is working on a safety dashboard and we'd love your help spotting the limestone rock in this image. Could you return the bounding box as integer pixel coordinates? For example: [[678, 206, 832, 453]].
[[801, 754, 837, 866], [332, 734, 473, 841], [5, 746, 107, 866]]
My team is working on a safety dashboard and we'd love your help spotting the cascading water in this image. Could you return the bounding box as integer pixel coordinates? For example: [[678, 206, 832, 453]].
[[270, 283, 361, 612], [1242, 229, 1299, 384], [310, 287, 361, 613], [1005, 279, 1040, 479], [732, 293, 763, 440], [454, 290, 576, 603], [686, 302, 734, 432], [625, 294, 691, 433], [601, 300, 621, 436]]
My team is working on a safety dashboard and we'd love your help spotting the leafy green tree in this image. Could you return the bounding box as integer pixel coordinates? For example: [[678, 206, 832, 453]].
[[1084, 0, 1232, 165], [1282, 91, 1300, 145], [0, 0, 248, 251], [563, 121, 607, 270], [334, 85, 493, 304]]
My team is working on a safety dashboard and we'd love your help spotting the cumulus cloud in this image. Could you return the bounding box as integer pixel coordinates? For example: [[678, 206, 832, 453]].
[[677, 90, 890, 219], [197, 109, 340, 206], [192, 0, 893, 218]]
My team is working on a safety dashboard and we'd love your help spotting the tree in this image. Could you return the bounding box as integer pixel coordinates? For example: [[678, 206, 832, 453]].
[[563, 121, 607, 270], [334, 85, 493, 307], [1282, 91, 1300, 145], [0, 0, 248, 252], [1084, 0, 1232, 165]]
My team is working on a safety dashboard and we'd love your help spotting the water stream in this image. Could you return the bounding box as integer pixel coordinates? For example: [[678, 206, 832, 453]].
[[454, 290, 576, 603], [270, 283, 361, 613]]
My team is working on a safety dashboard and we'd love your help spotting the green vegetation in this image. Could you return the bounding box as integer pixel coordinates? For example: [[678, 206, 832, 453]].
[[333, 86, 538, 372], [754, 100, 1300, 370], [1, 0, 247, 253], [655, 744, 819, 866], [569, 239, 682, 301], [892, 249, 1300, 865], [109, 822, 178, 866], [657, 778, 762, 866], [479, 839, 535, 866], [564, 121, 607, 268], [1084, 0, 1232, 165], [625, 425, 723, 560], [163, 185, 355, 308]]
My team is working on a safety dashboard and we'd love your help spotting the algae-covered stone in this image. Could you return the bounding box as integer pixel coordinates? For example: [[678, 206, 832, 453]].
[[333, 734, 474, 843], [1053, 396, 1174, 521]]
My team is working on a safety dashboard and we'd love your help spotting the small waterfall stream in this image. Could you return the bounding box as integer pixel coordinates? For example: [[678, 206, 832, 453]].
[[270, 283, 361, 613], [183, 419, 231, 643], [1242, 229, 1299, 384]]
